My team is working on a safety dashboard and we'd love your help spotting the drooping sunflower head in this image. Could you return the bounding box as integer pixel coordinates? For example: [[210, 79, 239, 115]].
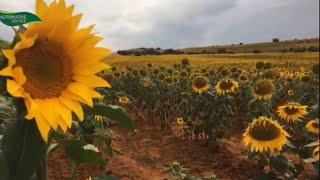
[[255, 61, 265, 70], [230, 67, 237, 73], [113, 72, 121, 78], [209, 69, 215, 76], [153, 68, 160, 75], [263, 70, 277, 79], [0, 0, 111, 141], [243, 116, 290, 153], [238, 74, 248, 83], [201, 68, 207, 73], [138, 68, 147, 77], [147, 63, 152, 68], [118, 96, 130, 104], [220, 68, 230, 77], [277, 102, 308, 123], [132, 69, 139, 76], [264, 62, 272, 69], [301, 75, 311, 83], [191, 76, 209, 94], [312, 63, 319, 75], [157, 72, 165, 81], [306, 119, 319, 134], [103, 73, 114, 83], [164, 76, 174, 85], [252, 79, 275, 100], [180, 70, 188, 78], [126, 66, 132, 71], [214, 79, 238, 95], [111, 66, 117, 72], [173, 76, 179, 83], [181, 58, 190, 66], [167, 68, 174, 75]]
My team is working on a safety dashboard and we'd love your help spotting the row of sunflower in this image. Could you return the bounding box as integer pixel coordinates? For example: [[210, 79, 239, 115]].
[[101, 57, 319, 178], [0, 0, 133, 180]]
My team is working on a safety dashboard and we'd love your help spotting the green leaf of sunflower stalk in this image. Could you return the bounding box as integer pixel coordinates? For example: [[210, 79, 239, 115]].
[[84, 104, 135, 132], [1, 99, 46, 180]]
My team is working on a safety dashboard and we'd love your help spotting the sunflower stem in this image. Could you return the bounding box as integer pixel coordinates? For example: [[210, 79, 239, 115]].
[[130, 101, 147, 121], [36, 153, 48, 180], [69, 160, 77, 180]]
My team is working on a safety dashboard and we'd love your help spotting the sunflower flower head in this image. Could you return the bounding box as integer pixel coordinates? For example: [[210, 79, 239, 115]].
[[252, 79, 275, 100], [164, 76, 174, 85], [154, 73, 164, 81], [176, 117, 184, 125], [138, 68, 147, 77], [313, 146, 319, 159], [192, 76, 209, 94], [118, 96, 129, 104], [277, 102, 308, 123], [153, 68, 160, 75], [238, 74, 248, 83], [0, 0, 111, 141], [306, 119, 319, 134], [287, 89, 294, 96], [180, 70, 188, 78], [214, 79, 238, 95], [243, 116, 290, 153]]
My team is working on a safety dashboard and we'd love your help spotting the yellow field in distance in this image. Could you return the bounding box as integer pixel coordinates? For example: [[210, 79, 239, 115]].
[[104, 52, 319, 68]]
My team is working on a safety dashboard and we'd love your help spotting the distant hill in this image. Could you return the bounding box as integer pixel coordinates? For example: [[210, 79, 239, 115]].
[[117, 38, 319, 56], [181, 38, 319, 54]]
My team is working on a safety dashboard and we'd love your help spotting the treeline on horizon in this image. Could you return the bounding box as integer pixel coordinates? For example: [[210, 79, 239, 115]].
[[117, 38, 319, 56]]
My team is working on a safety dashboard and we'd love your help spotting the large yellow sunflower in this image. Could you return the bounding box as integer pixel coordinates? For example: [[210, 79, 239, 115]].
[[276, 102, 308, 123], [252, 79, 275, 100], [214, 79, 238, 95], [191, 76, 209, 94], [0, 0, 111, 141], [243, 116, 290, 153], [306, 119, 319, 134]]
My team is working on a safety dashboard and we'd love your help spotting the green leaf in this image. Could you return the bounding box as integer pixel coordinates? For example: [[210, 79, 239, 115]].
[[2, 120, 46, 180], [64, 140, 106, 166], [284, 141, 297, 149], [0, 151, 9, 180], [304, 157, 319, 163], [269, 154, 288, 173], [304, 141, 319, 148], [84, 104, 134, 131]]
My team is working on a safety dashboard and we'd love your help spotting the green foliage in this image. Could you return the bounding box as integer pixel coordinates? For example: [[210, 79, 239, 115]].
[[163, 161, 217, 180], [1, 120, 46, 180], [84, 104, 135, 131]]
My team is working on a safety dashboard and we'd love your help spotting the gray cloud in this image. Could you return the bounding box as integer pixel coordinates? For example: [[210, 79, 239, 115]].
[[0, 0, 318, 51]]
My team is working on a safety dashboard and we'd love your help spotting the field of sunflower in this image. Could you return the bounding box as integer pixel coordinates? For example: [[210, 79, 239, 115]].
[[101, 52, 319, 179], [0, 0, 319, 179]]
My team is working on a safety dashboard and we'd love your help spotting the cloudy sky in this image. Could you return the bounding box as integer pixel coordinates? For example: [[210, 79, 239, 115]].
[[0, 0, 318, 51]]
